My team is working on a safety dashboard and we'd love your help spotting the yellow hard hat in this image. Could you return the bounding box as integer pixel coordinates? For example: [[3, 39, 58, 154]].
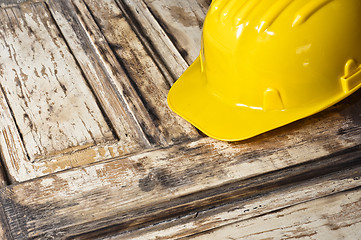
[[168, 0, 361, 141]]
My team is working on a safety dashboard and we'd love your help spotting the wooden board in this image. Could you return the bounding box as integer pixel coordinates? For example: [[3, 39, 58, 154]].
[[140, 0, 210, 64], [110, 168, 361, 240], [78, 0, 199, 143], [0, 3, 115, 160], [1, 91, 361, 239], [0, 141, 360, 239], [0, 0, 360, 239], [0, 0, 201, 182], [190, 187, 361, 240]]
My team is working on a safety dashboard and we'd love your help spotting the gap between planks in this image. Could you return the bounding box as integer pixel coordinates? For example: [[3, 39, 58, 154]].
[[188, 186, 361, 240], [97, 170, 361, 240], [1, 146, 361, 239], [0, 0, 203, 182]]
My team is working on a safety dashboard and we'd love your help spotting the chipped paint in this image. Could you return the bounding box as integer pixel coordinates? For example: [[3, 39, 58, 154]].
[[0, 4, 114, 162]]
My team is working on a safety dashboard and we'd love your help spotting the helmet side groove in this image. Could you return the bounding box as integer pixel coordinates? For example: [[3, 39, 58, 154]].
[[233, 0, 262, 26], [292, 0, 334, 27], [258, 0, 295, 32]]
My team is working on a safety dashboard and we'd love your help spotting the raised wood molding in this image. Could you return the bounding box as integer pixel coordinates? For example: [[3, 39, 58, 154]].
[[0, 0, 360, 239], [0, 0, 201, 182]]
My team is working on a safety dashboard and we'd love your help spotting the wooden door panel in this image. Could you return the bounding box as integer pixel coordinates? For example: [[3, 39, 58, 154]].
[[80, 0, 200, 144], [0, 3, 115, 161], [0, 0, 360, 239], [0, 0, 206, 182]]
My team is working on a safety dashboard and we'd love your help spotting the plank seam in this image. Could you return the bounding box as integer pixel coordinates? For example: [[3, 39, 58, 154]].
[[143, 0, 201, 64], [115, 0, 186, 84], [43, 1, 120, 142], [70, 0, 167, 146], [181, 184, 361, 240], [66, 145, 361, 239], [0, 85, 31, 164]]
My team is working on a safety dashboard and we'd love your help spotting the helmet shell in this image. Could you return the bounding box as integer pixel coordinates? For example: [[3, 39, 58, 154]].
[[168, 0, 361, 141]]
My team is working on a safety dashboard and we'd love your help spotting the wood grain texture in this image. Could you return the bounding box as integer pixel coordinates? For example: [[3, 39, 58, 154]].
[[2, 89, 361, 238], [100, 165, 361, 240], [0, 84, 30, 183], [191, 187, 361, 240], [0, 1, 151, 182], [142, 0, 211, 64], [58, 0, 169, 146], [0, 3, 114, 161], [1, 144, 361, 240], [118, 0, 189, 79], [0, 199, 12, 240], [0, 0, 201, 182], [0, 0, 43, 8], [80, 0, 199, 144], [47, 0, 153, 149], [0, 1, 360, 239]]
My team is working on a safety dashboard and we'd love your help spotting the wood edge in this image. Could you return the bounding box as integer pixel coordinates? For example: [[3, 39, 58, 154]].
[[1, 142, 361, 239], [93, 167, 361, 239]]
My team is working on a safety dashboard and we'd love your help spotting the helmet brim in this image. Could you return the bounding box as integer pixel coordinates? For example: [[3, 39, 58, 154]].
[[167, 57, 360, 141]]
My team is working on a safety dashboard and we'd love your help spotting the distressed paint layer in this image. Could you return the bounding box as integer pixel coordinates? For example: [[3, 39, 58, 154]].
[[0, 3, 114, 161], [82, 0, 199, 143], [142, 0, 209, 64]]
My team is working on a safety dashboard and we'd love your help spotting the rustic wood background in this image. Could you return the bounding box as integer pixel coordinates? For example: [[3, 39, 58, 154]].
[[0, 0, 360, 239]]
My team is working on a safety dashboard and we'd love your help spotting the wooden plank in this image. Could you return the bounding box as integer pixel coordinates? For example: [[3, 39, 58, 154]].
[[48, 0, 167, 147], [1, 91, 361, 238], [101, 166, 361, 240], [79, 0, 199, 144], [0, 0, 188, 182], [0, 0, 43, 8], [0, 3, 114, 161], [47, 0, 153, 150], [0, 83, 30, 183], [141, 0, 210, 65], [67, 0, 175, 146], [190, 187, 361, 240], [0, 196, 12, 240], [0, 83, 11, 238], [118, 0, 189, 79], [1, 148, 361, 239]]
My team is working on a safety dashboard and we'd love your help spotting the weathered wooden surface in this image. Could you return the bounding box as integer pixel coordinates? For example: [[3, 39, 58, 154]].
[[0, 0, 360, 239], [0, 0, 202, 182], [102, 166, 361, 240], [0, 139, 360, 239], [0, 3, 114, 160], [79, 0, 199, 143], [0, 202, 12, 240], [0, 83, 27, 184], [119, 0, 189, 79], [1, 94, 361, 239], [47, 0, 155, 148], [0, 1, 139, 182], [140, 0, 210, 64], [191, 187, 361, 240]]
